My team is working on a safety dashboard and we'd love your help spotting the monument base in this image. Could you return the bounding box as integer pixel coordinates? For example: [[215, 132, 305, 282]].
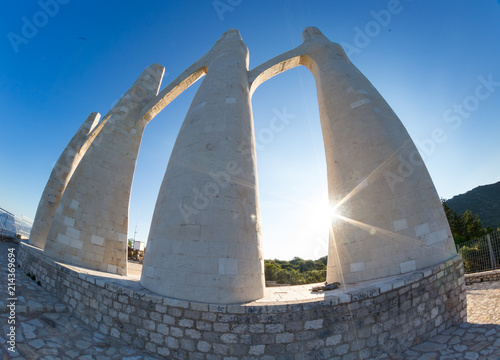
[[19, 241, 466, 359]]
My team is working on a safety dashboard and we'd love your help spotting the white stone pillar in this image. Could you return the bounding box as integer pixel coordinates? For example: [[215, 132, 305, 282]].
[[141, 30, 265, 304], [30, 112, 100, 250], [44, 64, 164, 275], [301, 27, 457, 283]]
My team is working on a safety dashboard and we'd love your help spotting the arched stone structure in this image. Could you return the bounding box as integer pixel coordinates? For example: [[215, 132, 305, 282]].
[[42, 64, 165, 275], [141, 27, 456, 303], [31, 27, 456, 304], [248, 27, 456, 285], [30, 112, 100, 249]]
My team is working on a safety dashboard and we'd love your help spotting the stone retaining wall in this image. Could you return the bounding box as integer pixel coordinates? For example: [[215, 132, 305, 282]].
[[18, 242, 466, 359], [465, 269, 500, 285]]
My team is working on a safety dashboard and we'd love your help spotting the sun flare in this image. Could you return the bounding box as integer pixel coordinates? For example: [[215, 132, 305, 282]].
[[306, 197, 339, 229]]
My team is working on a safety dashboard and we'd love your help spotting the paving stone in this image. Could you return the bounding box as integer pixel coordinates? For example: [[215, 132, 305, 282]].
[[452, 328, 466, 336], [28, 338, 45, 349], [75, 339, 91, 350], [405, 350, 420, 356], [412, 342, 446, 352], [469, 341, 490, 352], [464, 351, 479, 360], [463, 332, 476, 341], [485, 328, 497, 336], [432, 335, 451, 344], [416, 353, 438, 360], [23, 330, 37, 339], [452, 344, 467, 352], [449, 336, 462, 345]]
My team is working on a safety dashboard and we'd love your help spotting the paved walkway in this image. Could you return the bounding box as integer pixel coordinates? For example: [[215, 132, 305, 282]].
[[0, 241, 499, 359], [397, 281, 500, 360]]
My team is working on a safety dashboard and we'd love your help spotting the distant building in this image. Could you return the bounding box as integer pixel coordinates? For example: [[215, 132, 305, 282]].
[[133, 241, 145, 251]]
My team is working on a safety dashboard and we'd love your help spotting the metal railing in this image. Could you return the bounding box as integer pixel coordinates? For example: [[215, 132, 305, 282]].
[[15, 214, 33, 239], [456, 230, 500, 274], [0, 207, 33, 240]]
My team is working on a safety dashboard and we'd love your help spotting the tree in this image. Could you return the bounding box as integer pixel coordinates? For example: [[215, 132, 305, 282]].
[[442, 199, 489, 244], [461, 210, 485, 240], [264, 256, 327, 285], [264, 260, 280, 281]]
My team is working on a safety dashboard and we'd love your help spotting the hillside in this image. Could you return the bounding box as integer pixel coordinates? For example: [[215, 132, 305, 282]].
[[446, 181, 500, 229]]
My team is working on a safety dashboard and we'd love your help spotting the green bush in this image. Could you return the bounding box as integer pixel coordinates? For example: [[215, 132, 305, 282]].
[[264, 257, 327, 285]]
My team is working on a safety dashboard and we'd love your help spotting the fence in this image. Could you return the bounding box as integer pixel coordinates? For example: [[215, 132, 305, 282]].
[[15, 214, 33, 239], [0, 207, 33, 240], [456, 230, 500, 274]]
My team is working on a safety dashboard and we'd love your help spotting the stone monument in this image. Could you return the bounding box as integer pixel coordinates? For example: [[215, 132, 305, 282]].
[[31, 27, 457, 304], [23, 26, 466, 359], [42, 64, 164, 275]]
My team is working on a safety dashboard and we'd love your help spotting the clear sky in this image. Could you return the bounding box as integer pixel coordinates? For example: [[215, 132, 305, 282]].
[[1, 1, 499, 260]]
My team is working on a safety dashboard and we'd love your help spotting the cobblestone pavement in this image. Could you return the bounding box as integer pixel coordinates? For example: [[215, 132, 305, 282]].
[[466, 281, 500, 325], [0, 240, 499, 359], [396, 280, 500, 360]]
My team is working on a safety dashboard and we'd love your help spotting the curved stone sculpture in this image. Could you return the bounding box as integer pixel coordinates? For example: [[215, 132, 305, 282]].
[[43, 64, 164, 275], [141, 29, 265, 304], [32, 26, 456, 304], [140, 27, 455, 302], [300, 28, 456, 283], [29, 112, 100, 249], [248, 27, 456, 284]]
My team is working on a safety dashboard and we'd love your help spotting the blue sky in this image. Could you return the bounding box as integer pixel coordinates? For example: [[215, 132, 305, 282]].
[[1, 1, 499, 260]]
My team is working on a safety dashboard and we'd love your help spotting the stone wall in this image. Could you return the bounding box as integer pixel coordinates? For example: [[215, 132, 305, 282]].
[[465, 269, 500, 285], [18, 242, 466, 359]]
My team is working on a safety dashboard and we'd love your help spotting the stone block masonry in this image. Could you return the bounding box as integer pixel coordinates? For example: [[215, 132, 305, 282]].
[[465, 269, 500, 285], [19, 241, 466, 359]]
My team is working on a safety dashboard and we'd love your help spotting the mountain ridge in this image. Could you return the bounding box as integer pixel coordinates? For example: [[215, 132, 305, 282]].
[[445, 181, 500, 229]]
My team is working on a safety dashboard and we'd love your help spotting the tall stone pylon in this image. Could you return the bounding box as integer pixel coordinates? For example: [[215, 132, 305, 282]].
[[300, 28, 457, 283], [44, 64, 164, 275], [248, 27, 456, 284], [141, 30, 265, 304], [30, 112, 100, 250]]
